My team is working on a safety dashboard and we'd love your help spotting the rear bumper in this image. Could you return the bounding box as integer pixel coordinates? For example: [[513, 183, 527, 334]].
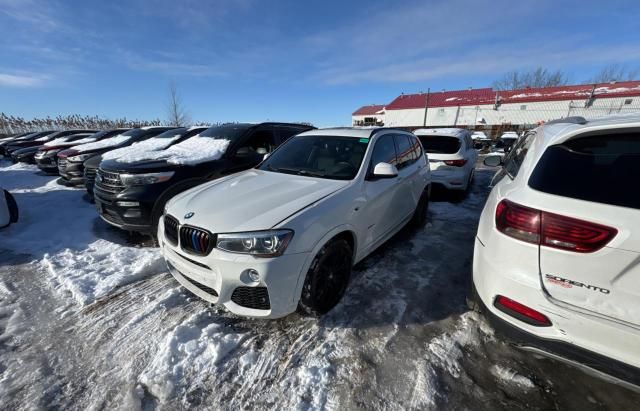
[[475, 285, 640, 388], [473, 235, 640, 383], [430, 168, 468, 190]]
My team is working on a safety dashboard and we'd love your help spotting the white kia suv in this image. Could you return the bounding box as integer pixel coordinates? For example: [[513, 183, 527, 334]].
[[159, 128, 431, 318], [471, 115, 640, 385], [414, 128, 477, 194]]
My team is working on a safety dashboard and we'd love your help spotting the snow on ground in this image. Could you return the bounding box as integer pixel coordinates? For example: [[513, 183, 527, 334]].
[[0, 160, 163, 305], [102, 135, 182, 162], [120, 136, 231, 165], [490, 364, 535, 389], [71, 135, 130, 152], [1, 158, 639, 410]]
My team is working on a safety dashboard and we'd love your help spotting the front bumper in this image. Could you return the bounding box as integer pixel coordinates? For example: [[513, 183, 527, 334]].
[[159, 217, 308, 318], [58, 160, 85, 184], [473, 236, 640, 377], [94, 192, 154, 232], [36, 156, 59, 172]]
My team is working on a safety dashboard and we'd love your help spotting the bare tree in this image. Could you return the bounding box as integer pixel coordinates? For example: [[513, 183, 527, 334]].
[[166, 82, 191, 127], [493, 67, 568, 90], [587, 64, 640, 83]]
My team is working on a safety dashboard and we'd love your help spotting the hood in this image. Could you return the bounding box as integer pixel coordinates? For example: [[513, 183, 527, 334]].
[[100, 157, 179, 173], [168, 169, 349, 232]]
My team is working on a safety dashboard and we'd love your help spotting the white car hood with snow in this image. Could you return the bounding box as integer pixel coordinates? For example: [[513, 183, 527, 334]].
[[167, 169, 348, 233]]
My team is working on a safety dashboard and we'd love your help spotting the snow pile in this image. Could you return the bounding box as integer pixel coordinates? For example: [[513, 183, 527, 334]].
[[103, 135, 182, 162], [0, 160, 164, 305], [71, 135, 130, 152], [42, 241, 163, 304], [139, 310, 247, 402], [43, 137, 71, 147], [490, 365, 535, 389], [36, 135, 52, 141], [110, 136, 230, 165]]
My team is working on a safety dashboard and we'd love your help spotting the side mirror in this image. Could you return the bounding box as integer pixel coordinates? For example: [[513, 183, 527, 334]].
[[372, 162, 398, 178], [483, 155, 503, 167]]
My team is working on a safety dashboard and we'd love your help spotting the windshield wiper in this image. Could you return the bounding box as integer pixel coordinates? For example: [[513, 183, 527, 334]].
[[267, 165, 325, 177]]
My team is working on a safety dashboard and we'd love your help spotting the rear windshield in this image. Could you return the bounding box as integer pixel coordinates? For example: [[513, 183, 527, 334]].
[[528, 133, 640, 209], [417, 135, 461, 154]]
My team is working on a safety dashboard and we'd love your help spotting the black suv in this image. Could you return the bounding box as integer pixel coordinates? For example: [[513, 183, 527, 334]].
[[94, 122, 314, 234], [4, 129, 97, 158], [83, 126, 208, 199], [0, 131, 55, 156], [57, 127, 176, 185]]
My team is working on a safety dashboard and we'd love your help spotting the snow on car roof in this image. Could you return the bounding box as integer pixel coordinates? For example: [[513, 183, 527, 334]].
[[413, 128, 467, 137]]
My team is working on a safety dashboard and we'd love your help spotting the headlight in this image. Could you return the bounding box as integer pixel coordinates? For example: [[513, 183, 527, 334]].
[[216, 230, 294, 257], [68, 153, 93, 162], [120, 171, 174, 186]]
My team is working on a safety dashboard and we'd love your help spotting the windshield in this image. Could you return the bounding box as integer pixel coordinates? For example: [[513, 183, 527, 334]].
[[120, 129, 147, 137], [152, 128, 188, 139], [418, 135, 461, 154], [259, 135, 369, 180], [199, 124, 250, 142]]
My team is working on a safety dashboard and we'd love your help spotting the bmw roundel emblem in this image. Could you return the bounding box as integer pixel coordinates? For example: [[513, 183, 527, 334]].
[[184, 212, 195, 219]]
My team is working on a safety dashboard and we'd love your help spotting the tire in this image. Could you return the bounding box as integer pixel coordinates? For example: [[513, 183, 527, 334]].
[[410, 189, 430, 228], [297, 238, 353, 316]]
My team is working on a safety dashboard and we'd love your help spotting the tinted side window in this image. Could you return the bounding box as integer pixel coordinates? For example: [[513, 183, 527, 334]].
[[369, 134, 397, 172], [504, 131, 535, 177], [529, 133, 640, 209], [238, 129, 277, 155], [411, 135, 423, 158], [394, 134, 413, 169], [277, 127, 304, 143]]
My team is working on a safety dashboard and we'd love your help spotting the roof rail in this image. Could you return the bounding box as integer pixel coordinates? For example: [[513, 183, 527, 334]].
[[545, 116, 588, 125]]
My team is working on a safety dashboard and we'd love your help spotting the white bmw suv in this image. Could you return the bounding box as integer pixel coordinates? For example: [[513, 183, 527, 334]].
[[159, 128, 431, 318], [472, 115, 640, 385]]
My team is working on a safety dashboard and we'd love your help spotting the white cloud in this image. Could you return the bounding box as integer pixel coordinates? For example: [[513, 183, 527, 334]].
[[0, 72, 48, 87]]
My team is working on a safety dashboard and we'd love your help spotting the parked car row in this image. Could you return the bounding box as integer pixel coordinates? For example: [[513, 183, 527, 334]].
[[3, 115, 637, 387]]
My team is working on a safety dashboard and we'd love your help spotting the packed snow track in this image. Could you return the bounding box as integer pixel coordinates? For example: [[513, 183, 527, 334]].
[[0, 159, 638, 410]]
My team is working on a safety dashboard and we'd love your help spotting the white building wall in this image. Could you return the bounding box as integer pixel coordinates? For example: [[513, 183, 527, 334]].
[[383, 96, 640, 128]]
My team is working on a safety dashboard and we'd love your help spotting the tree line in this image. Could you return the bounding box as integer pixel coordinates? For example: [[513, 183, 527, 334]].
[[0, 113, 164, 135], [492, 64, 639, 91]]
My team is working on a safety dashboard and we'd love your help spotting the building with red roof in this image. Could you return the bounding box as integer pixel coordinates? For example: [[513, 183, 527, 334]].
[[352, 104, 385, 126], [353, 81, 640, 132]]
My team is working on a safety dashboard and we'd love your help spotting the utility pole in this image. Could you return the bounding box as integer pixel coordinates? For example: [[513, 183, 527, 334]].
[[422, 88, 430, 127]]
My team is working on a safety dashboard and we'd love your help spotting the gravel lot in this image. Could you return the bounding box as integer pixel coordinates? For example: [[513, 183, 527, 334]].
[[0, 159, 638, 410]]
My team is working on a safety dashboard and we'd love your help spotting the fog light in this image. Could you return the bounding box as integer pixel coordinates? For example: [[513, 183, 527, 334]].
[[117, 201, 139, 207], [247, 269, 260, 282], [123, 209, 141, 218]]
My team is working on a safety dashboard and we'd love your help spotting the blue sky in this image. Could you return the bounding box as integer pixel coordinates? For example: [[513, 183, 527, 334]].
[[1, 0, 639, 127]]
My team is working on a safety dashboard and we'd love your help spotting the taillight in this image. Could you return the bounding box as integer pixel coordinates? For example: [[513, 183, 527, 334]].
[[495, 200, 540, 244], [494, 295, 552, 327], [541, 212, 617, 253], [444, 159, 467, 167], [495, 200, 617, 253]]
